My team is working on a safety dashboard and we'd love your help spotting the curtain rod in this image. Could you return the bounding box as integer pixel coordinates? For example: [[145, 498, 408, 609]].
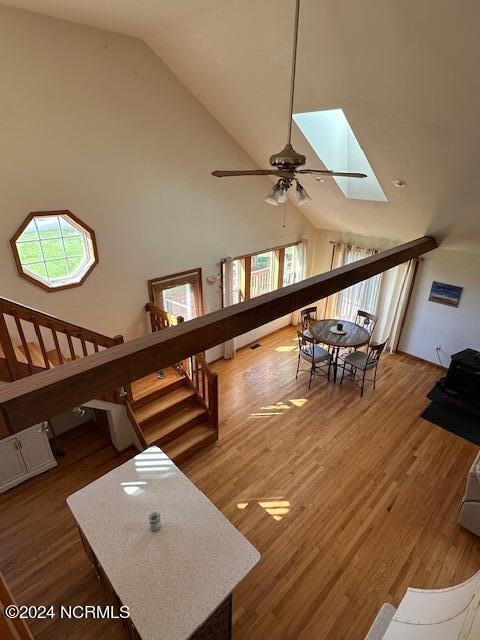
[[220, 239, 302, 264], [328, 240, 424, 261], [328, 240, 380, 252]]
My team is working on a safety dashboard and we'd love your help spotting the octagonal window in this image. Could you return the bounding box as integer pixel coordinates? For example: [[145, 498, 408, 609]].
[[11, 211, 98, 291]]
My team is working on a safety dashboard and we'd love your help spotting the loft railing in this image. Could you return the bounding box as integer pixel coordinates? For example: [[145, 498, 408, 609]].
[[0, 296, 127, 402], [0, 237, 438, 432]]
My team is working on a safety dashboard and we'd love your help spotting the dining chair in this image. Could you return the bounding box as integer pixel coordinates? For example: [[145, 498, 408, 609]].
[[339, 339, 387, 397], [355, 310, 378, 337], [296, 330, 332, 389], [300, 306, 317, 334]]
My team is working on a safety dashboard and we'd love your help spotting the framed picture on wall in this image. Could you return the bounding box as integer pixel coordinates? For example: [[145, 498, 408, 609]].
[[428, 281, 463, 307]]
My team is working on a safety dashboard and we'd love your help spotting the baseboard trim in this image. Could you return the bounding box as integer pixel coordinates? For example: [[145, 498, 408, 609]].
[[211, 322, 296, 364], [397, 350, 447, 371]]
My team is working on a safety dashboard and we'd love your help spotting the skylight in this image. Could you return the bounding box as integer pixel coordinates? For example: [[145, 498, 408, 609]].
[[293, 109, 387, 202]]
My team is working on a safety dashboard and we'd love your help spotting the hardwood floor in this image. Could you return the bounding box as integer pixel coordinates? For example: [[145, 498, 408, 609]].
[[0, 422, 133, 640], [1, 326, 479, 640]]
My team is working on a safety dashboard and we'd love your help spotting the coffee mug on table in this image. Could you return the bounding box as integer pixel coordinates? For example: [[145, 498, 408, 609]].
[[337, 323, 343, 331], [149, 512, 162, 532]]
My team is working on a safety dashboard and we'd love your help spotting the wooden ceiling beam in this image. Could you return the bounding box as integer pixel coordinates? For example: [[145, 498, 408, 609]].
[[0, 236, 437, 431]]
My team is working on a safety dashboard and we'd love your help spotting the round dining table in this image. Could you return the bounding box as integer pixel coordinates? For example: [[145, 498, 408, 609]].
[[309, 319, 371, 383]]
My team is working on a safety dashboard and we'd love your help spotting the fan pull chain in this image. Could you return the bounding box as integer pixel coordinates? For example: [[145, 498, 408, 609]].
[[283, 201, 287, 228]]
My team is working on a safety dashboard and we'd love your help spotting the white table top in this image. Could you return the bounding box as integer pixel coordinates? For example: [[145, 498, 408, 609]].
[[67, 446, 260, 640]]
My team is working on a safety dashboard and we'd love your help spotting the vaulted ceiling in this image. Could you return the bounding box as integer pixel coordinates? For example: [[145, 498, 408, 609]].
[[4, 0, 480, 251]]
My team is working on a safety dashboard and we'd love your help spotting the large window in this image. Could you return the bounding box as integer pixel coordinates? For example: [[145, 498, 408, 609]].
[[222, 242, 303, 306], [326, 243, 381, 322], [10, 211, 98, 291]]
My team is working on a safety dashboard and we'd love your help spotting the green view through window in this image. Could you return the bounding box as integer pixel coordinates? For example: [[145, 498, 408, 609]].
[[11, 211, 98, 291]]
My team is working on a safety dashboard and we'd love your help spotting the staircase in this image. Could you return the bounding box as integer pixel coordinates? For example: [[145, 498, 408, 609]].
[[0, 297, 219, 464], [0, 296, 124, 404], [126, 304, 218, 464]]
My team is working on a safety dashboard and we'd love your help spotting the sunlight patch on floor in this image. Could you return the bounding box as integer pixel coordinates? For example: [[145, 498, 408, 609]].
[[250, 398, 308, 418], [237, 497, 291, 521]]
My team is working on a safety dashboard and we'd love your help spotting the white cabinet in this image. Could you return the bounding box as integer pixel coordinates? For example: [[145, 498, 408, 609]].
[[0, 438, 28, 491], [0, 424, 57, 493]]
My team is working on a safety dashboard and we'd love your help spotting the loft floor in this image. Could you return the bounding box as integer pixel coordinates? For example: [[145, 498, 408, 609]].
[[1, 326, 479, 640]]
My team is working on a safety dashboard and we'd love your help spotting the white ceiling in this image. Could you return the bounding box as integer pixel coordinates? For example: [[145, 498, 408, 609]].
[[4, 0, 480, 251]]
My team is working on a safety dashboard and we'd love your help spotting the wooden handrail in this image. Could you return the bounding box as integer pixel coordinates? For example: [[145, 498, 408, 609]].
[[145, 302, 183, 332], [0, 297, 129, 409], [0, 297, 116, 348], [0, 236, 437, 430]]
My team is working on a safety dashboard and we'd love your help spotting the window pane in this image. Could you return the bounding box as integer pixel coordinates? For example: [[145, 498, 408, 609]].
[[232, 259, 243, 303], [46, 259, 69, 280], [67, 256, 85, 274], [64, 236, 85, 256], [283, 246, 297, 286], [60, 217, 81, 236], [17, 220, 38, 242], [36, 216, 61, 239], [162, 284, 196, 320], [26, 263, 47, 279], [336, 248, 381, 321], [41, 238, 65, 260], [16, 241, 43, 264], [251, 251, 275, 298]]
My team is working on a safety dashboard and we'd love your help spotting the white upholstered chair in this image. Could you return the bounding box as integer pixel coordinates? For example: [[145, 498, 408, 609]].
[[458, 451, 480, 537], [365, 570, 480, 639]]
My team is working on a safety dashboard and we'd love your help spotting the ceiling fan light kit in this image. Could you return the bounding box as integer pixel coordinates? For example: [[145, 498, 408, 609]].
[[211, 0, 367, 210], [296, 181, 311, 205], [265, 180, 289, 206]]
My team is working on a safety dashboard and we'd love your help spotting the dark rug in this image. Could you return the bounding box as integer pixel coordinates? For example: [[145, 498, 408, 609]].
[[422, 385, 480, 445]]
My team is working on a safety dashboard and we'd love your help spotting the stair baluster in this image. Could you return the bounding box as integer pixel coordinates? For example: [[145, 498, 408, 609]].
[[0, 297, 130, 405]]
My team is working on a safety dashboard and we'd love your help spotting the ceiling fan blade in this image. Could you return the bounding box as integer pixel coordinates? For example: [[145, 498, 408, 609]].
[[212, 169, 281, 177], [298, 169, 367, 179]]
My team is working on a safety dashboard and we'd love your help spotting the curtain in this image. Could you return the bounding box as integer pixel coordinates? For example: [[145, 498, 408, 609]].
[[385, 259, 417, 353], [291, 240, 308, 325], [222, 257, 236, 359], [324, 243, 347, 318], [324, 243, 381, 325]]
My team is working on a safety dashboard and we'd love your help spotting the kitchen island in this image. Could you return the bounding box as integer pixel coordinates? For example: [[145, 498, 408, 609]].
[[67, 446, 260, 640]]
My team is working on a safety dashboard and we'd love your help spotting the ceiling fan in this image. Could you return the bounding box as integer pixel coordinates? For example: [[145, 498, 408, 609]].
[[212, 0, 367, 206]]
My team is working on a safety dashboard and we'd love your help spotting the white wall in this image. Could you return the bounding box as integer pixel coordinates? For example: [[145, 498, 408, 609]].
[[0, 5, 310, 343], [400, 248, 480, 366]]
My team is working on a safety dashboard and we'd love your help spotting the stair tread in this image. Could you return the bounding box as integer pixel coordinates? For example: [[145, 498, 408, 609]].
[[134, 386, 196, 423], [161, 422, 216, 460], [142, 403, 207, 444], [0, 342, 28, 364], [131, 368, 183, 403], [19, 342, 53, 368], [14, 344, 28, 364], [46, 349, 72, 366]]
